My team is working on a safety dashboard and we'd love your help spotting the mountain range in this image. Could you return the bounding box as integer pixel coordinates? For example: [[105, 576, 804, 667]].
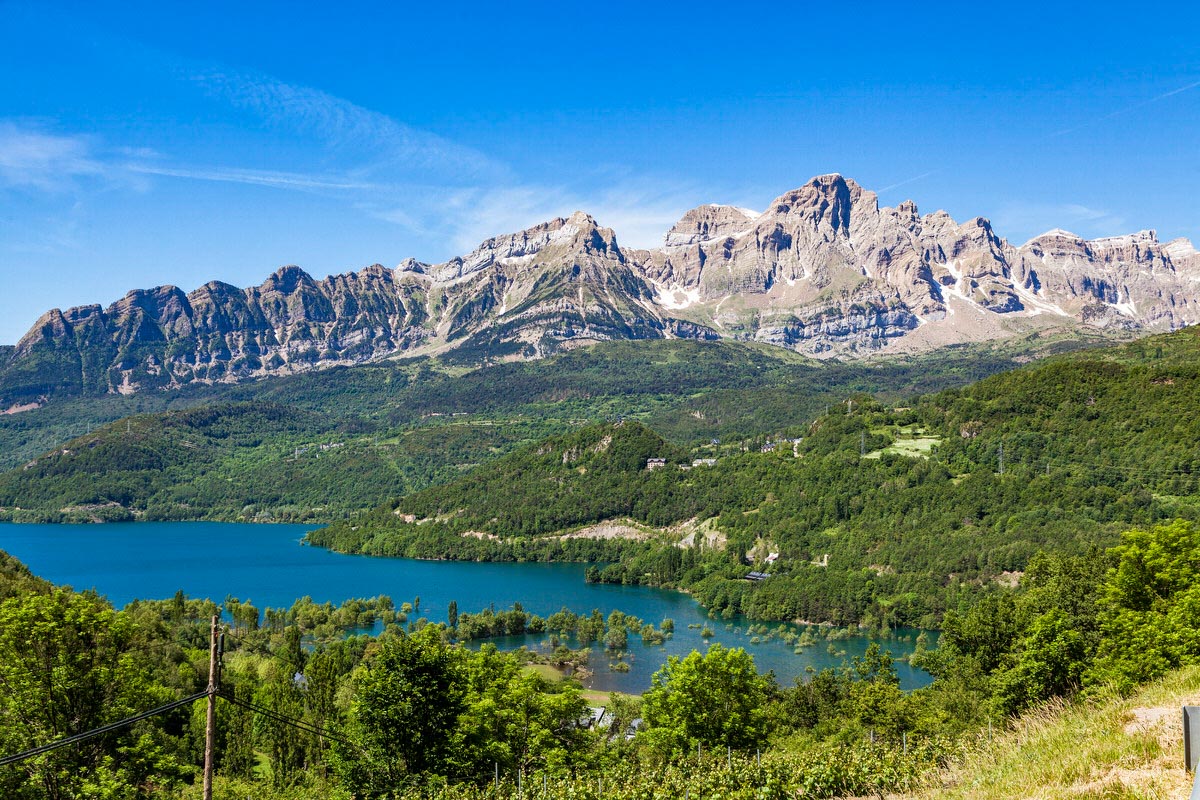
[[4, 173, 1199, 409]]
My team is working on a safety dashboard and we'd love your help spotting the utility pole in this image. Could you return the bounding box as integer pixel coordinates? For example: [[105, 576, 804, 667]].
[[999, 443, 1004, 476], [204, 614, 220, 800]]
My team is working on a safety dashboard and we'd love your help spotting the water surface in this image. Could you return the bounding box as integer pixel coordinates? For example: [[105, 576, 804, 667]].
[[0, 521, 932, 692]]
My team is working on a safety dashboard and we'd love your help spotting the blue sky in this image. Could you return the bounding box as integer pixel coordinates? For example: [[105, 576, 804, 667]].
[[1, 0, 1197, 345]]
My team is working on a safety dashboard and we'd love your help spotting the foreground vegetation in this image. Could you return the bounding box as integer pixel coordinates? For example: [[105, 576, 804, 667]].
[[4, 515, 1200, 798], [914, 666, 1200, 799], [5, 330, 1200, 796]]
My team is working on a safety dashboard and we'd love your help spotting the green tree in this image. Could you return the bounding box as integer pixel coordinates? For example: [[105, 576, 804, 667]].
[[254, 666, 310, 789], [0, 589, 186, 800], [1089, 520, 1200, 692], [334, 628, 466, 796], [641, 644, 769, 753], [453, 646, 590, 779]]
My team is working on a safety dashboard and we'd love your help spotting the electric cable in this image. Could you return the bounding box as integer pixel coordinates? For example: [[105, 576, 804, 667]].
[[0, 690, 208, 767], [216, 691, 356, 748]]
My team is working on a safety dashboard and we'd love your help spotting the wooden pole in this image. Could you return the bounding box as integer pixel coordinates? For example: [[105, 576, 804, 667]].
[[203, 614, 219, 800]]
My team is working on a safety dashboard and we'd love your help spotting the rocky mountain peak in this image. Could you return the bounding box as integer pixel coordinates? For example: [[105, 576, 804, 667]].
[[664, 204, 760, 247], [431, 212, 623, 284], [894, 199, 920, 221], [1029, 228, 1083, 242], [1164, 238, 1199, 261], [261, 265, 317, 295], [6, 173, 1200, 406], [765, 173, 867, 235], [1093, 229, 1157, 246], [396, 257, 429, 275]]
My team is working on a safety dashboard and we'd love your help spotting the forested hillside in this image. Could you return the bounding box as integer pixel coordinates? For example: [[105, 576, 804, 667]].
[[0, 338, 1034, 521], [5, 331, 1200, 797], [313, 328, 1200, 630]]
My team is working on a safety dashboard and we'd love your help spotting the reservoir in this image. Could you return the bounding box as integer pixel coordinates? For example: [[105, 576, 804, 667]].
[[0, 521, 932, 692]]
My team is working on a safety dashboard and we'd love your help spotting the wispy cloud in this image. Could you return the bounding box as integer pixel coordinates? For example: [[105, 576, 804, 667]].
[[0, 67, 713, 263], [369, 177, 711, 256], [189, 68, 504, 182], [0, 121, 377, 196], [124, 163, 377, 191], [0, 122, 106, 190], [991, 201, 1127, 244]]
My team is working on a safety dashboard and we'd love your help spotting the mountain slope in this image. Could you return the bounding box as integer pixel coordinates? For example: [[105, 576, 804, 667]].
[[0, 338, 1037, 520], [640, 175, 1200, 353], [4, 174, 1198, 407], [912, 666, 1200, 799]]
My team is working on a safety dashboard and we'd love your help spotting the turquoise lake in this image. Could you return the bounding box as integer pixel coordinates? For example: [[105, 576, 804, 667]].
[[0, 521, 932, 693]]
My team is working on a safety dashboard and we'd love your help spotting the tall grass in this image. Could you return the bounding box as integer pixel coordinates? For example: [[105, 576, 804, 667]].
[[916, 667, 1200, 799]]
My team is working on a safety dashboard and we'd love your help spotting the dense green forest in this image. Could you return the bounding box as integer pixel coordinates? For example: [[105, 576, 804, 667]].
[[312, 328, 1200, 629], [0, 337, 1068, 522], [3, 516, 1200, 798]]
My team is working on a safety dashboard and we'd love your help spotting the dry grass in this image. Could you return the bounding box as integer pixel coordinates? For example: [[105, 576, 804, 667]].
[[909, 667, 1200, 800], [521, 663, 566, 682]]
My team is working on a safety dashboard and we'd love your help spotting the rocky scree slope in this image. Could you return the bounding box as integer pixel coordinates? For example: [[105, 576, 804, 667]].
[[3, 174, 1198, 407]]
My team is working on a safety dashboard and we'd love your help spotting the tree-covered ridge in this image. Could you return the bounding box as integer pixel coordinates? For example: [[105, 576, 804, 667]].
[[314, 330, 1200, 629], [347, 421, 686, 539], [0, 337, 1035, 521], [0, 400, 576, 523]]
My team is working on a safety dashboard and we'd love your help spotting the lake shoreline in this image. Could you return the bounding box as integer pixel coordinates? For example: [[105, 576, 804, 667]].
[[0, 520, 936, 693]]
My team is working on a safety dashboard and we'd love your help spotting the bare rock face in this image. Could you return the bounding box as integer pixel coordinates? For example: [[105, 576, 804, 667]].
[[644, 174, 1200, 356], [4, 173, 1199, 403], [663, 205, 760, 247], [1013, 229, 1200, 330], [0, 212, 673, 403]]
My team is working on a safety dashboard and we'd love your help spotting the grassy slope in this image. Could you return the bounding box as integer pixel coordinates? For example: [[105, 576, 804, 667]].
[[917, 666, 1200, 799]]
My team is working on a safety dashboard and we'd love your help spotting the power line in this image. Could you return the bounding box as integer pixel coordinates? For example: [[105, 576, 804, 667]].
[[0, 690, 207, 767], [217, 691, 355, 748]]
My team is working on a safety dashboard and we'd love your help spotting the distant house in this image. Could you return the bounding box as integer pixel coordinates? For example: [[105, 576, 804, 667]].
[[624, 718, 643, 740], [765, 552, 779, 564], [692, 458, 716, 467], [745, 571, 771, 581], [579, 706, 609, 730], [645, 458, 667, 470]]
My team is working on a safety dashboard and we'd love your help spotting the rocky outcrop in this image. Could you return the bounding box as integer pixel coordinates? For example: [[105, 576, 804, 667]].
[[3, 174, 1197, 403]]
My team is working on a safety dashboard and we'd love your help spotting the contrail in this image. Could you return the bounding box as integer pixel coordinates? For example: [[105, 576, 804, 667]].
[[1153, 80, 1200, 100], [877, 170, 941, 195], [878, 79, 1200, 202], [1051, 79, 1200, 138]]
